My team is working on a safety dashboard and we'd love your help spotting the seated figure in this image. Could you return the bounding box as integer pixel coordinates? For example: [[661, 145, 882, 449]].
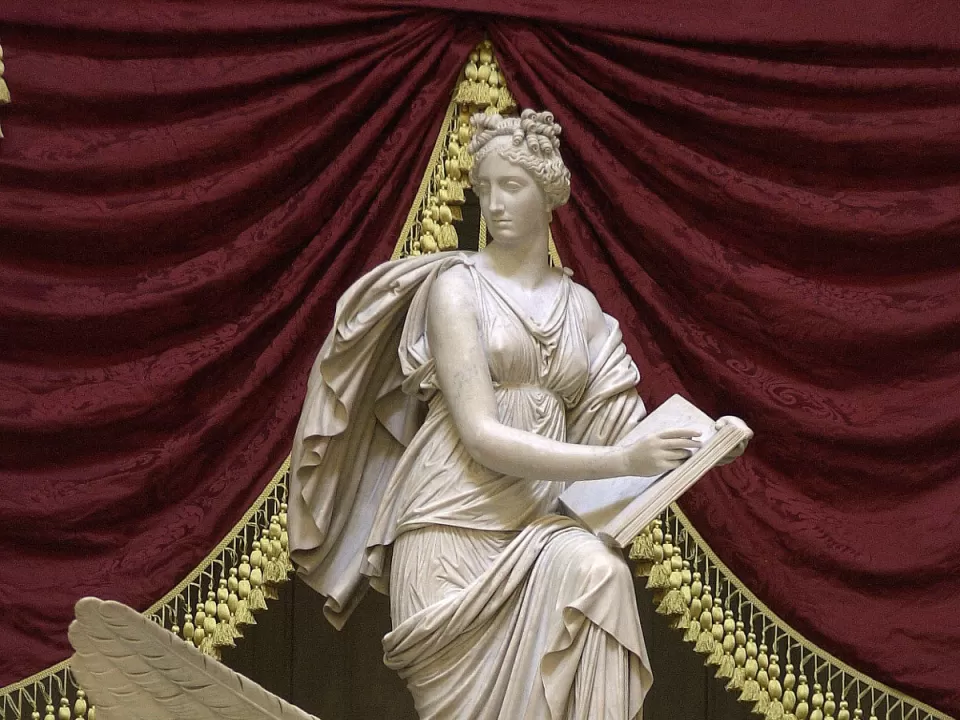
[[288, 109, 718, 719], [68, 108, 745, 720]]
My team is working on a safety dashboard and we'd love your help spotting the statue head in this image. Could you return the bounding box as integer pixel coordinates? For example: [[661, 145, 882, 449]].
[[467, 109, 571, 243]]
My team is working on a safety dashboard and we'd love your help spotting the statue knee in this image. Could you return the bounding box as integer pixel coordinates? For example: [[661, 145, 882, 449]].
[[572, 537, 630, 586]]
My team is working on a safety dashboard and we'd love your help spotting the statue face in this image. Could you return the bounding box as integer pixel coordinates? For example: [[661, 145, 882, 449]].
[[473, 144, 550, 246]]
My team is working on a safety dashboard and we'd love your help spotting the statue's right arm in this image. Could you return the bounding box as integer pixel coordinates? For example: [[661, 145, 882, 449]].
[[427, 267, 697, 482]]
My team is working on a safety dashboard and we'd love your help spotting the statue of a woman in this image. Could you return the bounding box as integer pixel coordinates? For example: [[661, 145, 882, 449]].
[[286, 109, 732, 719], [68, 109, 746, 720]]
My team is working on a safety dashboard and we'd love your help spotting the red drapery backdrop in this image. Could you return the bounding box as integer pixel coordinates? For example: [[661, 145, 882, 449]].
[[2, 1, 959, 714]]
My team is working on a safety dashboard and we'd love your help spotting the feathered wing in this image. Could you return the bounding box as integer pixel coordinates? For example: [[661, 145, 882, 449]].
[[69, 597, 321, 720]]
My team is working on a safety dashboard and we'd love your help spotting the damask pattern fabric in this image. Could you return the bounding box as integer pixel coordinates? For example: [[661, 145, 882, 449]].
[[0, 5, 478, 687], [1, 1, 959, 715]]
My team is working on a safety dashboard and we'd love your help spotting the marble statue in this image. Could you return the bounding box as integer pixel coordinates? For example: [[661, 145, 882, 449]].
[[68, 109, 748, 720]]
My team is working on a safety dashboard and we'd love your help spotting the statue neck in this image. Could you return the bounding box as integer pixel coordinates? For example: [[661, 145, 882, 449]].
[[480, 229, 552, 288]]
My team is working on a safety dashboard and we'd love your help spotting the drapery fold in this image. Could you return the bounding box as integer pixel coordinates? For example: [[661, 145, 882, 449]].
[[489, 22, 960, 714], [0, 7, 479, 686], [2, 2, 960, 716]]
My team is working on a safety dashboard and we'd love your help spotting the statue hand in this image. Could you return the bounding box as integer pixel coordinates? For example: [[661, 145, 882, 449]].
[[620, 428, 701, 477], [715, 416, 750, 465]]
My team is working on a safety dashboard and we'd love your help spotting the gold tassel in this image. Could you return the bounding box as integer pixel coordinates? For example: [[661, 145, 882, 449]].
[[694, 585, 716, 654], [455, 78, 479, 105], [438, 222, 459, 251], [726, 621, 747, 689], [706, 601, 726, 665], [277, 523, 294, 576], [707, 641, 725, 665], [766, 701, 785, 720], [763, 654, 785, 719], [233, 598, 256, 627], [74, 690, 89, 720], [680, 560, 692, 606], [695, 628, 716, 655], [656, 588, 686, 616], [793, 676, 810, 720], [633, 560, 655, 578], [657, 547, 685, 616], [213, 619, 239, 648], [727, 666, 747, 692], [713, 610, 737, 674], [741, 678, 763, 703], [0, 43, 11, 105], [782, 669, 801, 720], [753, 645, 771, 714], [248, 585, 268, 611], [716, 653, 736, 680], [646, 531, 673, 589], [497, 85, 517, 113], [262, 528, 284, 585], [182, 612, 195, 643], [754, 694, 771, 715], [448, 182, 465, 205], [739, 633, 761, 702], [458, 145, 474, 176], [629, 530, 655, 562], [684, 572, 703, 642], [808, 683, 824, 720], [823, 691, 837, 720], [247, 545, 269, 611], [645, 562, 671, 590]]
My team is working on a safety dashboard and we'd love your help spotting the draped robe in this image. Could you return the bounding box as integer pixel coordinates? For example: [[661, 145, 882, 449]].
[[289, 252, 653, 719]]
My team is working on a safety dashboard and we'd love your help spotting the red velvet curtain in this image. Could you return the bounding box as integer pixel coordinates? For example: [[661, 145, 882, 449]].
[[3, 1, 960, 715], [487, 21, 960, 714], [0, 3, 479, 688]]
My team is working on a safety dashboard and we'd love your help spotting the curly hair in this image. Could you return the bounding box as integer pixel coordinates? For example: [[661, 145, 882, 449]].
[[467, 109, 571, 211]]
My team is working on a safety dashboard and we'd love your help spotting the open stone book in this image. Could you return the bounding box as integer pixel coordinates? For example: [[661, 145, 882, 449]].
[[559, 394, 753, 548]]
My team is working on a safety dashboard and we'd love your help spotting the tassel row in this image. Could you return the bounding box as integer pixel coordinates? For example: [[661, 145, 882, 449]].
[[629, 515, 899, 720], [407, 39, 520, 257], [173, 503, 293, 660]]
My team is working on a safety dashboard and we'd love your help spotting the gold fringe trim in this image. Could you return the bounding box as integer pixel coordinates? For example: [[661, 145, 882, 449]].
[[628, 504, 953, 720], [0, 460, 293, 719], [394, 39, 523, 261]]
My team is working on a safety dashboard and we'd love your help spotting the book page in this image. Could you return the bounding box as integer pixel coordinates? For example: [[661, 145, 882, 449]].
[[559, 395, 711, 532], [559, 395, 749, 547]]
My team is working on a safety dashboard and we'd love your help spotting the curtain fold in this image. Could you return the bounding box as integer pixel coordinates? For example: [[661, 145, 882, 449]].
[[2, 2, 960, 716], [490, 22, 960, 715], [0, 7, 479, 686]]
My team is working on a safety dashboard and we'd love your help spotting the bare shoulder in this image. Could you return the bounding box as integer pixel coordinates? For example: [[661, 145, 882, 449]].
[[428, 263, 478, 318]]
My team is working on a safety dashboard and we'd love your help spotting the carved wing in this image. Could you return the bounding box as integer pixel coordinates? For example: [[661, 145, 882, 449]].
[[69, 597, 321, 720]]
